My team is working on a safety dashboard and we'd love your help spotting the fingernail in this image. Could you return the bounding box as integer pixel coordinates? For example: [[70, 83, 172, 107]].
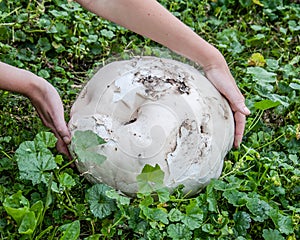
[[243, 107, 251, 115], [63, 136, 71, 144]]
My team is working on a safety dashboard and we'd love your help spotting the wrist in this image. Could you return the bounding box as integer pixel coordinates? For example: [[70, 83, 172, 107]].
[[195, 47, 228, 72], [23, 73, 48, 101]]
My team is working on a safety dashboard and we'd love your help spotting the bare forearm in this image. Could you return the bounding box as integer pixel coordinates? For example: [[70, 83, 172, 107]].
[[0, 62, 41, 97], [75, 0, 223, 68]]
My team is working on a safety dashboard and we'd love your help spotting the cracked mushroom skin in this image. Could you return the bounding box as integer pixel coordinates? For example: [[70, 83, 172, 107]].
[[68, 56, 234, 196]]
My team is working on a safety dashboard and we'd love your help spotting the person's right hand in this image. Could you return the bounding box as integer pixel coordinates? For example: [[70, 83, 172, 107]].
[[29, 78, 72, 158], [0, 62, 72, 157], [204, 64, 250, 148]]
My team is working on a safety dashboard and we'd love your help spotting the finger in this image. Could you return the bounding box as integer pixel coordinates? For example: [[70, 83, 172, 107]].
[[51, 108, 72, 145], [56, 137, 73, 160], [55, 122, 71, 145], [233, 111, 246, 148], [230, 98, 251, 116]]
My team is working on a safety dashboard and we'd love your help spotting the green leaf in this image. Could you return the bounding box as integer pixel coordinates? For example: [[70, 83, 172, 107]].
[[202, 223, 218, 234], [156, 187, 170, 203], [60, 220, 80, 240], [247, 67, 277, 82], [38, 69, 50, 79], [239, 0, 252, 7], [72, 130, 106, 165], [100, 29, 115, 39], [205, 183, 218, 212], [49, 10, 69, 18], [34, 132, 57, 149], [15, 141, 36, 157], [37, 37, 51, 52], [168, 209, 184, 222], [288, 20, 300, 32], [59, 173, 76, 189], [246, 196, 272, 222], [262, 229, 285, 240], [223, 189, 248, 207], [269, 209, 294, 235], [17, 13, 29, 23], [16, 148, 57, 185], [106, 189, 130, 206], [289, 82, 300, 90], [267, 94, 289, 107], [106, 189, 130, 215], [136, 164, 165, 195], [55, 155, 64, 165], [233, 211, 251, 236], [182, 200, 203, 230], [18, 211, 37, 235], [140, 205, 169, 224], [147, 229, 162, 240], [0, 157, 14, 171], [3, 191, 30, 226], [84, 234, 101, 240], [211, 179, 228, 191], [167, 223, 192, 240], [216, 29, 244, 55], [30, 201, 44, 226], [254, 100, 281, 110], [86, 184, 116, 219], [139, 195, 154, 208]]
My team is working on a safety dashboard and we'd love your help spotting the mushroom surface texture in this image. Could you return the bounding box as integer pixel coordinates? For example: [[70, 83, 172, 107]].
[[68, 56, 234, 196]]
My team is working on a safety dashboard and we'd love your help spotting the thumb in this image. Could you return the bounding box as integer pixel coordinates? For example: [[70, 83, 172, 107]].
[[55, 121, 71, 145], [231, 100, 251, 116]]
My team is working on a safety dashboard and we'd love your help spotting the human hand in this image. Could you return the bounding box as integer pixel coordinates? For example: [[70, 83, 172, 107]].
[[29, 78, 72, 158], [204, 65, 250, 148], [0, 62, 71, 156]]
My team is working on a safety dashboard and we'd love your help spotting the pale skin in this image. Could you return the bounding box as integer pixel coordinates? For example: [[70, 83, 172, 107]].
[[0, 62, 71, 157], [0, 0, 250, 156]]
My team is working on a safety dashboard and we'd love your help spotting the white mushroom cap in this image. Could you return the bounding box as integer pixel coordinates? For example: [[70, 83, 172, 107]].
[[69, 57, 234, 196]]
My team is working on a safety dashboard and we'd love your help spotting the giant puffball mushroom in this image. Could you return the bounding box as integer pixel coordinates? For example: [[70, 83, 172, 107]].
[[68, 57, 234, 196]]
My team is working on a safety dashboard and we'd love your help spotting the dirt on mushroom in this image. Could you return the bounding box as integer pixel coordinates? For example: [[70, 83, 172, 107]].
[[68, 56, 234, 196]]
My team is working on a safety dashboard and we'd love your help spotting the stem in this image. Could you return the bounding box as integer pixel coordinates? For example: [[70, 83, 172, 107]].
[[60, 201, 78, 214], [59, 158, 75, 172], [256, 164, 270, 191], [0, 6, 22, 21], [0, 23, 15, 26], [169, 198, 192, 203], [90, 220, 95, 235], [64, 189, 75, 211], [35, 226, 54, 240], [220, 146, 252, 179], [255, 133, 285, 150], [111, 215, 125, 229], [1, 150, 12, 159], [25, 30, 47, 33], [245, 110, 264, 135], [49, 226, 59, 240]]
